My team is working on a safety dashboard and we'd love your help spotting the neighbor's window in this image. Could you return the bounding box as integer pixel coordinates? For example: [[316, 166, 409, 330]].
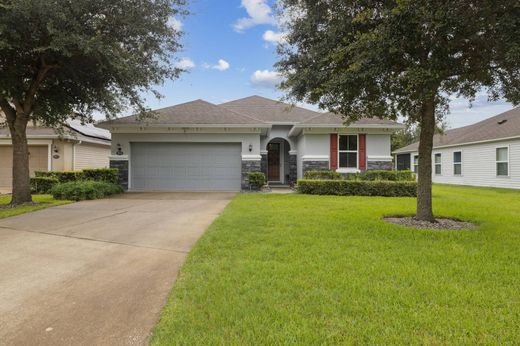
[[338, 135, 358, 168], [413, 155, 419, 173], [496, 147, 509, 176], [434, 153, 442, 175], [453, 151, 462, 175]]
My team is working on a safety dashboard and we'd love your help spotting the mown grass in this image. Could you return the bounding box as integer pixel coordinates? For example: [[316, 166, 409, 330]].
[[0, 194, 71, 219], [152, 185, 520, 345]]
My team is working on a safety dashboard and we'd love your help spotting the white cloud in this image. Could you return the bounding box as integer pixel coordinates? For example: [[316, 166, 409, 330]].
[[215, 59, 230, 71], [234, 0, 277, 32], [204, 59, 230, 71], [175, 58, 195, 70], [262, 30, 287, 44], [250, 69, 283, 89], [168, 17, 182, 31]]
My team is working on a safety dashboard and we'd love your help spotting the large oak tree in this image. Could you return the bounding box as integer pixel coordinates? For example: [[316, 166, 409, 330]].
[[0, 0, 186, 205], [276, 0, 520, 221]]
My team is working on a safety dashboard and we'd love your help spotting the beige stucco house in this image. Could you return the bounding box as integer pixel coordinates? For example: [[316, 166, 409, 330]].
[[0, 120, 111, 191]]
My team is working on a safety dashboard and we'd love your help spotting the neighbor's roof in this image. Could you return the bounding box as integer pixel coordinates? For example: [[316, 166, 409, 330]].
[[0, 120, 111, 143], [97, 99, 266, 127], [220, 95, 319, 123], [300, 112, 402, 127], [394, 107, 520, 153]]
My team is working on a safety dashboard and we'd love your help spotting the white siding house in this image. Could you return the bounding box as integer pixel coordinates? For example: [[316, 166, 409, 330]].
[[394, 107, 520, 189]]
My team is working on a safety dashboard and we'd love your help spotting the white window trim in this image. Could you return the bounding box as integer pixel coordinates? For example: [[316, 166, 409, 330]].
[[453, 150, 462, 176], [337, 134, 359, 171], [496, 146, 510, 177], [434, 153, 442, 175], [413, 154, 419, 173]]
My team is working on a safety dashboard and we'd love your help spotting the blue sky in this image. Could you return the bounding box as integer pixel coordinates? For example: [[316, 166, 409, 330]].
[[141, 0, 515, 130]]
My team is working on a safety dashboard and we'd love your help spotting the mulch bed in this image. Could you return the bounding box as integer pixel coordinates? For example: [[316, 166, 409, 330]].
[[0, 202, 48, 209], [384, 216, 476, 230]]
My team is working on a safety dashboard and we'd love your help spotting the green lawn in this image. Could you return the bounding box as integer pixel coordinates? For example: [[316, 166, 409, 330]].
[[0, 194, 71, 219], [152, 185, 520, 345]]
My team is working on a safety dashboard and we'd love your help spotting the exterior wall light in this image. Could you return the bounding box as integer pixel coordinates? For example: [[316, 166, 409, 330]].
[[249, 144, 253, 152], [116, 143, 124, 155]]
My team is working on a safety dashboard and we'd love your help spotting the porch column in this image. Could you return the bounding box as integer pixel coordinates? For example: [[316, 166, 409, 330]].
[[109, 155, 129, 190], [260, 150, 268, 177], [288, 150, 297, 185], [241, 154, 262, 190]]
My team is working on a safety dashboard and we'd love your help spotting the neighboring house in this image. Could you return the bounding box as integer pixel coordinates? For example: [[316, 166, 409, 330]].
[[0, 120, 111, 191], [393, 107, 520, 189], [97, 96, 403, 192]]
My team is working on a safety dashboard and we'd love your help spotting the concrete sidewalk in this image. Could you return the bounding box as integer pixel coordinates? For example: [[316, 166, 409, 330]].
[[0, 192, 234, 346]]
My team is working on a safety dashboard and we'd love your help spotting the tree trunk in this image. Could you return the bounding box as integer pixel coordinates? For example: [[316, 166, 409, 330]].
[[416, 98, 436, 222], [8, 112, 32, 205]]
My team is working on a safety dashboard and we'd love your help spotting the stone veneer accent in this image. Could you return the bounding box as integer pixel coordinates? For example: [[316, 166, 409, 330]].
[[260, 154, 268, 177], [302, 160, 329, 174], [367, 160, 393, 170], [110, 159, 129, 190], [241, 159, 262, 190], [288, 154, 297, 185]]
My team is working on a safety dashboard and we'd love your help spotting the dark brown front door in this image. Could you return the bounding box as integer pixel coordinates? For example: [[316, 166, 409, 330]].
[[267, 143, 280, 181]]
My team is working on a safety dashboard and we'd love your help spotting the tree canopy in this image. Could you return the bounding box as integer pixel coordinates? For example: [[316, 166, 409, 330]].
[[0, 0, 186, 125], [277, 0, 520, 122]]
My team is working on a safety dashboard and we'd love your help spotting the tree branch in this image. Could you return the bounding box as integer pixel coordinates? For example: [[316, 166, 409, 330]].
[[23, 57, 57, 114]]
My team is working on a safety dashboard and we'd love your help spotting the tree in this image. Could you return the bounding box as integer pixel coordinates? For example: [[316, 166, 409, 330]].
[[391, 120, 448, 152], [0, 0, 186, 205], [276, 0, 520, 221]]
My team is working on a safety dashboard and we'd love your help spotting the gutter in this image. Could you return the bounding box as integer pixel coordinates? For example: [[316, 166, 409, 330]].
[[289, 123, 406, 137], [393, 135, 520, 154]]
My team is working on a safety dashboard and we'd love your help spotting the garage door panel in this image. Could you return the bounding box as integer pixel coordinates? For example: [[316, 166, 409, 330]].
[[130, 143, 241, 191]]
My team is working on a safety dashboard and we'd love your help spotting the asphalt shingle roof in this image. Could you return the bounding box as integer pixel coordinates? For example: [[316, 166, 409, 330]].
[[394, 107, 520, 153], [98, 99, 265, 126], [96, 95, 404, 127], [220, 96, 319, 123], [301, 112, 400, 126]]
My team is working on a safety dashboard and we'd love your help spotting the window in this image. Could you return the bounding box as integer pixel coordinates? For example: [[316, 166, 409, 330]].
[[496, 147, 509, 176], [338, 135, 358, 169], [413, 155, 419, 173], [434, 153, 442, 175], [453, 151, 462, 175]]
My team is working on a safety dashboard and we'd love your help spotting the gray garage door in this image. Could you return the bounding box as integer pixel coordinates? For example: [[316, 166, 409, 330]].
[[130, 142, 241, 191]]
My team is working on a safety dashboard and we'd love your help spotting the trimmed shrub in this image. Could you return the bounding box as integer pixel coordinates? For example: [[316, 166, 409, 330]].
[[247, 172, 266, 189], [35, 171, 82, 183], [81, 168, 119, 184], [35, 168, 120, 184], [303, 170, 342, 180], [51, 181, 123, 201], [359, 170, 415, 181], [30, 176, 59, 194], [296, 180, 417, 197]]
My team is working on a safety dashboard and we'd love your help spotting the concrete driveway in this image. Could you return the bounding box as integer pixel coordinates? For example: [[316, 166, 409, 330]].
[[0, 192, 234, 346]]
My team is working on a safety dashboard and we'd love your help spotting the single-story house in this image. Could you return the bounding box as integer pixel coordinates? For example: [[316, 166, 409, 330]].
[[97, 96, 403, 192], [0, 120, 111, 191], [393, 107, 520, 189]]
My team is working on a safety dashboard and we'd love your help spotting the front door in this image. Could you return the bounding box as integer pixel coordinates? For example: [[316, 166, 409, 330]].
[[267, 143, 280, 181]]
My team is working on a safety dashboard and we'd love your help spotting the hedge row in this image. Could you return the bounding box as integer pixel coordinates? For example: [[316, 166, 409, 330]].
[[296, 180, 417, 197], [30, 177, 59, 194], [51, 181, 123, 201], [303, 169, 415, 181], [35, 168, 119, 184]]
